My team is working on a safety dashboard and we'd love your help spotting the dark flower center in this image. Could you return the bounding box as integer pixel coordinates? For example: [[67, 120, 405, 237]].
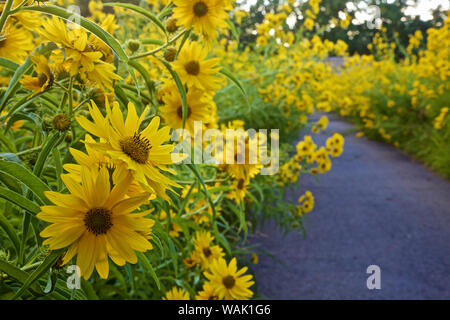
[[120, 133, 151, 164], [177, 105, 190, 119], [203, 247, 212, 258], [184, 60, 200, 76], [53, 113, 70, 132], [223, 275, 236, 289], [84, 208, 113, 235], [237, 179, 245, 190], [193, 1, 208, 17], [38, 73, 48, 87]]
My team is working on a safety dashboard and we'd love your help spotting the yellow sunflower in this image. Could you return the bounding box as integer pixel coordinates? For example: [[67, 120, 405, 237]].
[[160, 85, 214, 134], [228, 176, 250, 204], [37, 166, 154, 280], [159, 210, 183, 238], [80, 62, 122, 91], [163, 286, 190, 300], [76, 100, 181, 199], [172, 0, 230, 42], [39, 17, 103, 75], [216, 126, 265, 181], [20, 55, 53, 97], [193, 231, 224, 269], [0, 24, 34, 63], [4, 0, 41, 31], [173, 41, 222, 92], [196, 282, 221, 300], [204, 257, 254, 300], [39, 16, 121, 89], [63, 134, 154, 201]]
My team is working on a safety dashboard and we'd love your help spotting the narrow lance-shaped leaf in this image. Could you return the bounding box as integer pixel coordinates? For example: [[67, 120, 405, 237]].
[[156, 58, 188, 129], [13, 250, 63, 300], [0, 260, 44, 296], [220, 67, 249, 102], [0, 160, 51, 204], [0, 213, 21, 255], [0, 186, 41, 214], [103, 3, 167, 37], [137, 252, 161, 290], [0, 57, 19, 71], [128, 60, 156, 101], [0, 56, 33, 112]]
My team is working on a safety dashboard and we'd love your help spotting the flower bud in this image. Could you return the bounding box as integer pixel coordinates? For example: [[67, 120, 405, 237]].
[[127, 39, 141, 53], [166, 18, 178, 33], [53, 114, 71, 132], [164, 47, 178, 62]]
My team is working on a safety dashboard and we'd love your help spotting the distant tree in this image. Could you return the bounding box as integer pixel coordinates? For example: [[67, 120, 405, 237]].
[[236, 0, 446, 57]]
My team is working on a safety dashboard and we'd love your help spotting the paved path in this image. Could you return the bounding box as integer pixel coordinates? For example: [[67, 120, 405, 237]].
[[249, 115, 450, 299]]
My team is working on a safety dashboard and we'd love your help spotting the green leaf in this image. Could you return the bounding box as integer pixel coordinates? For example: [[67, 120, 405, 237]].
[[0, 260, 43, 296], [0, 57, 33, 112], [128, 60, 156, 100], [0, 130, 17, 153], [80, 278, 99, 300], [0, 186, 41, 214], [137, 252, 160, 290], [226, 20, 240, 43], [20, 5, 129, 62], [126, 65, 141, 96], [0, 57, 19, 71], [114, 85, 129, 107], [13, 250, 63, 300], [228, 201, 248, 235], [0, 171, 23, 194], [33, 133, 62, 178], [0, 213, 21, 255], [220, 67, 248, 100], [52, 149, 63, 191], [0, 160, 51, 205], [156, 58, 188, 129], [104, 3, 167, 37]]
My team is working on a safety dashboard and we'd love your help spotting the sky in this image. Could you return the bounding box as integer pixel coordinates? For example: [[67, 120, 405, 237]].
[[238, 0, 450, 21]]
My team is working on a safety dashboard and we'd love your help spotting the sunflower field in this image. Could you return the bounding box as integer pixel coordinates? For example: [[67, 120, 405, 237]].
[[0, 0, 448, 301]]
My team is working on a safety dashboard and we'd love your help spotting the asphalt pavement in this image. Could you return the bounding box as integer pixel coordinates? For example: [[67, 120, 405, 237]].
[[249, 114, 450, 299]]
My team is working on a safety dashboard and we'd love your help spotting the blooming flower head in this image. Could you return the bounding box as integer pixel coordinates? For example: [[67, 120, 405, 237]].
[[0, 24, 34, 63], [37, 166, 154, 280], [160, 85, 214, 134], [173, 41, 222, 92], [20, 55, 53, 97], [193, 231, 224, 269], [76, 100, 181, 199], [196, 282, 221, 300], [204, 257, 254, 300], [172, 0, 231, 42], [39, 16, 121, 90], [163, 286, 190, 300], [63, 134, 155, 201]]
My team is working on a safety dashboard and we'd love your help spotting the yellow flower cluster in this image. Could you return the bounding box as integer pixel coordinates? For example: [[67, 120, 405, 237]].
[[434, 107, 449, 130], [0, 0, 353, 301]]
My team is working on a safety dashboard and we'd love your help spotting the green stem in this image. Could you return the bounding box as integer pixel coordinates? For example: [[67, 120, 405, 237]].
[[67, 77, 74, 118], [0, 0, 13, 33], [16, 146, 42, 157], [131, 29, 186, 60], [58, 91, 68, 112], [20, 261, 43, 272]]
